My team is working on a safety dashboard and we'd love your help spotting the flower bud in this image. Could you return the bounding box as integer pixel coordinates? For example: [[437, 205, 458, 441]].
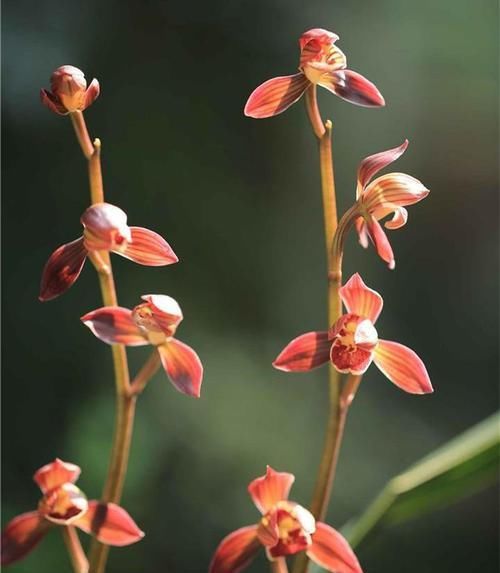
[[40, 65, 100, 115]]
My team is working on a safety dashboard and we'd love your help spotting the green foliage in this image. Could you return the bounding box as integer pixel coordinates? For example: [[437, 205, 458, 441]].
[[309, 412, 499, 571]]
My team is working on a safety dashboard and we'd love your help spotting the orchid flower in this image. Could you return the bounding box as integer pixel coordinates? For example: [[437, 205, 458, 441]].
[[244, 28, 384, 119], [209, 466, 361, 573], [39, 202, 178, 301], [1, 459, 144, 566], [40, 65, 100, 115], [274, 274, 432, 394], [353, 140, 430, 269], [81, 294, 203, 397]]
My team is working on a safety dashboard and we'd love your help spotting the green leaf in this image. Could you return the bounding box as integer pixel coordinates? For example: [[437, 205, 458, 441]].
[[309, 412, 499, 572], [342, 411, 500, 548]]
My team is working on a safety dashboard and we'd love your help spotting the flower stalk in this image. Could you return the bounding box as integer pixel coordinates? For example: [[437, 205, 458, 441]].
[[62, 526, 89, 573], [293, 86, 355, 573], [271, 558, 290, 573]]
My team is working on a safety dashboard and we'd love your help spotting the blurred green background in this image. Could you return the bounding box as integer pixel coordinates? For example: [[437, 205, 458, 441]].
[[2, 0, 498, 571]]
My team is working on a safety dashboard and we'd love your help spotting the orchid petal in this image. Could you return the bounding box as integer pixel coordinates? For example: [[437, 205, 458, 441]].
[[1, 512, 51, 566], [339, 274, 383, 324], [383, 206, 408, 230], [84, 78, 100, 109], [365, 216, 395, 269], [319, 70, 385, 107], [373, 339, 433, 394], [357, 140, 409, 192], [355, 217, 370, 248], [40, 89, 67, 115], [244, 74, 310, 119], [273, 331, 331, 372], [81, 203, 131, 251], [34, 458, 81, 494], [75, 501, 144, 546], [301, 44, 346, 73], [248, 466, 295, 514], [330, 338, 374, 375], [39, 237, 87, 301], [209, 526, 260, 573], [307, 522, 362, 573], [157, 339, 203, 397], [299, 28, 339, 52], [81, 307, 147, 346], [119, 227, 178, 266], [256, 509, 279, 546], [363, 173, 429, 212]]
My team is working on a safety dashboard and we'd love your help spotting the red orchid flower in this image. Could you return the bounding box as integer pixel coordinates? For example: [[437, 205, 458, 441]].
[[40, 65, 100, 115], [244, 28, 384, 119], [354, 140, 429, 269], [39, 202, 178, 301], [209, 466, 362, 573], [81, 294, 203, 397], [274, 274, 432, 394], [1, 459, 144, 566]]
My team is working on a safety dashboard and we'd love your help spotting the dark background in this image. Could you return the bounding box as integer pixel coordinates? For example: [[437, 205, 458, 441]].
[[2, 0, 499, 571]]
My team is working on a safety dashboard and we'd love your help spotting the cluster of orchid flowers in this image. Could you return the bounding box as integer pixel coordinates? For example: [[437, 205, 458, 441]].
[[3, 28, 432, 573]]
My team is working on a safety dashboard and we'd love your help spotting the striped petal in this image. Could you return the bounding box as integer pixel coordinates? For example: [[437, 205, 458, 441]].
[[357, 140, 409, 193], [39, 237, 87, 301], [376, 205, 408, 230], [319, 70, 385, 107], [157, 339, 203, 397], [75, 501, 144, 546], [244, 74, 310, 119], [1, 512, 51, 566], [307, 522, 362, 573], [365, 216, 395, 269], [119, 227, 178, 266], [40, 89, 67, 115], [273, 331, 331, 372], [209, 526, 260, 573], [34, 458, 81, 494], [363, 173, 429, 212], [373, 339, 433, 394], [248, 466, 295, 514], [84, 78, 100, 109], [339, 274, 383, 324], [81, 307, 147, 346]]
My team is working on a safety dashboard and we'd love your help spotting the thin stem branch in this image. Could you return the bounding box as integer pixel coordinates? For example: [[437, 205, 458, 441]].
[[70, 111, 94, 159], [62, 526, 89, 573], [71, 112, 135, 573], [271, 557, 289, 573], [129, 351, 161, 396]]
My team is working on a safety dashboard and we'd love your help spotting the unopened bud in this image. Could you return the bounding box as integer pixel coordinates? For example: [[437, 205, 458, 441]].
[[40, 65, 100, 115]]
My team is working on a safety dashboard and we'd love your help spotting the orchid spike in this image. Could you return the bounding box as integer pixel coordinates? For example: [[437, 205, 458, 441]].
[[81, 294, 203, 397], [244, 28, 384, 119], [1, 459, 144, 566], [40, 66, 100, 115], [209, 466, 362, 573], [274, 274, 433, 394], [354, 140, 430, 268], [39, 202, 178, 301]]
